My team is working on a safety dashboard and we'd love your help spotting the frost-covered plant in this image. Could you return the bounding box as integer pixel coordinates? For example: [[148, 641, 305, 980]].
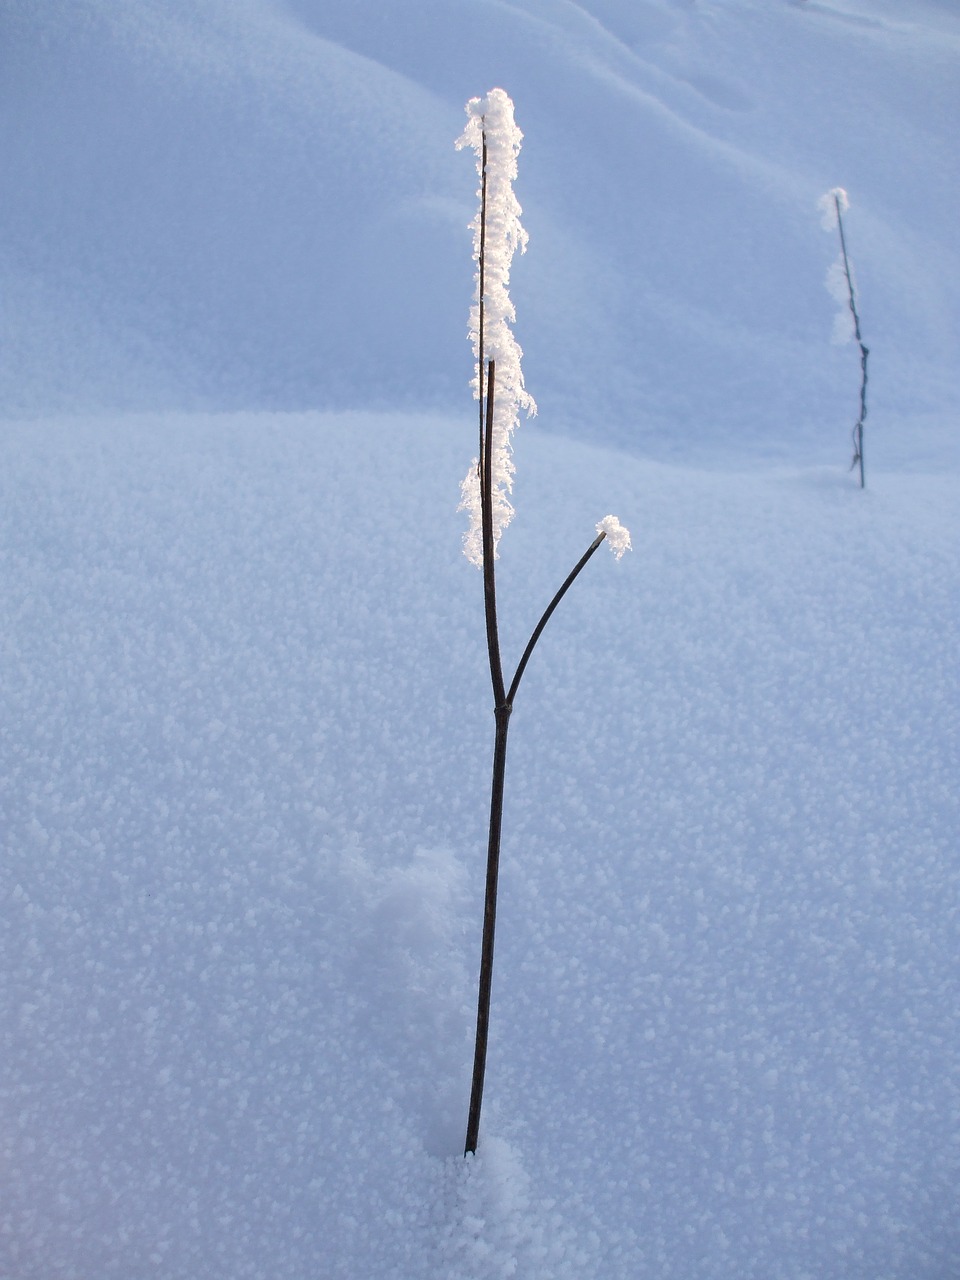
[[456, 91, 536, 568], [819, 187, 868, 488], [457, 89, 631, 1157]]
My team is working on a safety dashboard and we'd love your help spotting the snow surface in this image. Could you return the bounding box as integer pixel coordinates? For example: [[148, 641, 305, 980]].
[[2, 2, 959, 1278], [4, 0, 959, 460]]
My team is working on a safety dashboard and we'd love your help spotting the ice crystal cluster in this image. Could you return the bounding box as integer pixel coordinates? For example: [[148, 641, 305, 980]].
[[596, 514, 632, 559], [456, 88, 537, 567]]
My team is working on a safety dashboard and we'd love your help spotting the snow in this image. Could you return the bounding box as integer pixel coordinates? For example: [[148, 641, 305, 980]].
[[2, 2, 959, 1278]]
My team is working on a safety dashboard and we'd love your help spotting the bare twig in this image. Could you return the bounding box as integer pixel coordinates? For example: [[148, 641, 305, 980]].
[[834, 192, 868, 488]]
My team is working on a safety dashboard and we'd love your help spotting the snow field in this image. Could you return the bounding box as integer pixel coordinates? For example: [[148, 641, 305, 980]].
[[2, 0, 958, 459], [2, 413, 957, 1277], [2, 0, 959, 1274]]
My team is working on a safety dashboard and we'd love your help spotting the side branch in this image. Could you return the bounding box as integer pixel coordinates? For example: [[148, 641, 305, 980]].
[[465, 526, 608, 1156], [507, 531, 606, 707]]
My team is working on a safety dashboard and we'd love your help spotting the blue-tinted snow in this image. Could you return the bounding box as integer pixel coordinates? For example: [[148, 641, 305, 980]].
[[3, 414, 957, 1277], [3, 0, 958, 459], [2, 1, 959, 1277]]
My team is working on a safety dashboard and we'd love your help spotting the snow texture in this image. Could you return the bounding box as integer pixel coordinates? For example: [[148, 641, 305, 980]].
[[2, 2, 960, 1278], [457, 88, 536, 567], [3, 414, 958, 1280]]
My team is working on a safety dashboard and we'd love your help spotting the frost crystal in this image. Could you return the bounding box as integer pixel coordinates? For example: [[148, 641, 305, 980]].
[[817, 186, 849, 231], [456, 88, 536, 567], [596, 515, 632, 559], [826, 260, 855, 344]]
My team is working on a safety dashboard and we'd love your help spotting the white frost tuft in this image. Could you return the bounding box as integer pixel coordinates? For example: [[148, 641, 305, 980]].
[[817, 186, 849, 231], [826, 260, 856, 344], [456, 88, 536, 567], [596, 514, 632, 559]]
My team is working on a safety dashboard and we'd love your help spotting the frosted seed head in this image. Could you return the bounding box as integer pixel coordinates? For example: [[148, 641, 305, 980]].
[[457, 88, 535, 564], [817, 186, 849, 231], [596, 515, 632, 560]]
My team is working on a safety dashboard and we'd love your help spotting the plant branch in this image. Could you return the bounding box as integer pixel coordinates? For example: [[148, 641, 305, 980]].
[[507, 531, 606, 707], [834, 192, 868, 488], [464, 700, 511, 1156], [465, 527, 609, 1156], [481, 361, 506, 706], [478, 132, 487, 458]]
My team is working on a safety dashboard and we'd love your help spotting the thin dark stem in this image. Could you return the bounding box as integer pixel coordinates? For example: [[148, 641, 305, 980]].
[[476, 132, 505, 700], [464, 701, 511, 1156], [478, 133, 487, 459], [834, 195, 862, 346], [464, 528, 610, 1156], [835, 193, 868, 489], [481, 361, 506, 706], [466, 358, 506, 1157]]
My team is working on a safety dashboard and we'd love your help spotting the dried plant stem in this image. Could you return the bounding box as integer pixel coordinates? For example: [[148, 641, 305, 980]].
[[481, 362, 505, 706], [464, 369, 608, 1157], [507, 532, 606, 707], [834, 192, 868, 488], [463, 117, 610, 1157], [465, 355, 508, 1157], [463, 692, 510, 1157]]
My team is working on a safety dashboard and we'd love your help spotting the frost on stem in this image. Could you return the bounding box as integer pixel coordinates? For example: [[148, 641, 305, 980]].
[[825, 259, 856, 344], [596, 514, 632, 559], [817, 185, 849, 231], [819, 187, 856, 343], [456, 88, 536, 568], [818, 186, 868, 486]]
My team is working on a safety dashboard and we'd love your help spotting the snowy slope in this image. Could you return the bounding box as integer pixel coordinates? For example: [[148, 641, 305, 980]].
[[2, 0, 959, 461], [2, 1, 959, 1277]]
